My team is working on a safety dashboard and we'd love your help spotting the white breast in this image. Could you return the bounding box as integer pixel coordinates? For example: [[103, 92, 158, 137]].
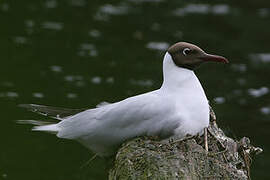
[[174, 75, 209, 137], [160, 52, 209, 138]]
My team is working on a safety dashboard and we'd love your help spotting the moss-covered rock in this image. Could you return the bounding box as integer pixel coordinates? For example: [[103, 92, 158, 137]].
[[109, 108, 262, 180]]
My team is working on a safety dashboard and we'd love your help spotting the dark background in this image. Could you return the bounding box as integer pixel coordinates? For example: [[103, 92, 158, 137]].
[[0, 0, 270, 179]]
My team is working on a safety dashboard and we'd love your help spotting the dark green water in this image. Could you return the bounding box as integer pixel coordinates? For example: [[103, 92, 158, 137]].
[[0, 0, 270, 179]]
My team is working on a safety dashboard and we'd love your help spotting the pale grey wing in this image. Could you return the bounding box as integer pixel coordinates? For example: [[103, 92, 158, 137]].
[[94, 92, 180, 139], [58, 91, 180, 141], [18, 104, 86, 120]]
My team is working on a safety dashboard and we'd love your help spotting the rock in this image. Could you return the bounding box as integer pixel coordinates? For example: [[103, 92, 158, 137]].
[[108, 107, 262, 180]]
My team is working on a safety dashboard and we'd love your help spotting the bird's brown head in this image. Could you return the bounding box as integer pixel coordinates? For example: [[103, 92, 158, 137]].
[[167, 42, 228, 70]]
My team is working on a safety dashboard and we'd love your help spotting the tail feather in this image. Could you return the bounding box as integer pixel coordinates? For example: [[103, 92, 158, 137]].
[[18, 104, 85, 120], [32, 124, 59, 134], [17, 120, 53, 126], [17, 120, 59, 134]]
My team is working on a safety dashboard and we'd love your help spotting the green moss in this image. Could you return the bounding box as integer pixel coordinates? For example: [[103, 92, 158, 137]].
[[109, 118, 262, 180]]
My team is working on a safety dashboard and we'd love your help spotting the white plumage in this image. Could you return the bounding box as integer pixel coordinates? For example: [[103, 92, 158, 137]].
[[31, 52, 209, 156], [20, 41, 229, 156]]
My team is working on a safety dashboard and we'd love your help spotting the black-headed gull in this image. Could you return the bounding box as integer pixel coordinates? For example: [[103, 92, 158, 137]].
[[18, 42, 228, 156]]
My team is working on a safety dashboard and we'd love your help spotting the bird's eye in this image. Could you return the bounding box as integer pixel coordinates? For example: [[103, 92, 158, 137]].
[[182, 48, 192, 56]]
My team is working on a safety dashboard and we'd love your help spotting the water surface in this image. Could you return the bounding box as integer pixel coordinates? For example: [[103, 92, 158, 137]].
[[0, 0, 270, 179]]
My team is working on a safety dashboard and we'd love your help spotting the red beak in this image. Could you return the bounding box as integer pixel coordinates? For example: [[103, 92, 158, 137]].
[[199, 53, 229, 63]]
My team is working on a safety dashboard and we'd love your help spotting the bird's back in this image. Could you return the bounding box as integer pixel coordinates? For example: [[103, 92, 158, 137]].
[[56, 90, 179, 155]]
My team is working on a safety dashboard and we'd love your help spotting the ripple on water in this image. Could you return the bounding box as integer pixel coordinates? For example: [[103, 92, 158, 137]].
[[45, 0, 57, 8], [98, 4, 129, 15], [33, 93, 44, 98], [50, 65, 62, 72], [248, 87, 269, 98], [78, 43, 98, 57], [130, 79, 153, 87], [80, 43, 95, 50], [258, 8, 270, 18], [91, 76, 102, 84], [237, 78, 246, 86], [146, 42, 169, 51], [173, 4, 230, 16], [7, 92, 18, 98], [64, 75, 83, 82], [1, 3, 9, 12], [67, 93, 77, 99], [25, 20, 35, 28], [232, 89, 243, 96], [2, 173, 7, 179], [69, 0, 85, 7], [64, 75, 85, 87], [1, 81, 14, 87], [151, 23, 161, 31], [42, 22, 63, 31], [128, 0, 164, 3], [213, 97, 226, 104], [212, 4, 230, 15], [231, 64, 247, 73], [25, 20, 35, 34], [0, 92, 19, 98], [106, 77, 114, 84], [76, 81, 85, 87], [249, 53, 270, 63], [94, 4, 130, 21], [260, 107, 270, 115], [238, 98, 247, 105], [89, 30, 101, 38], [13, 37, 28, 44]]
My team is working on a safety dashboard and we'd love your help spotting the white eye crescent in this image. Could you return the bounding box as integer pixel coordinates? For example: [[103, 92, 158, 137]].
[[182, 48, 192, 56]]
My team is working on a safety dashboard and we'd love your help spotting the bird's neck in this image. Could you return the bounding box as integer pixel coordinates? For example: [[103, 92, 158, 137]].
[[160, 52, 199, 91]]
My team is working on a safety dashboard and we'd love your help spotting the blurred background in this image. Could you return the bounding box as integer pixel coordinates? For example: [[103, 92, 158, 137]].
[[0, 0, 269, 179]]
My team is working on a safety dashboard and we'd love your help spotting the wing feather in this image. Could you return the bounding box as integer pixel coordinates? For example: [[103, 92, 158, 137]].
[[58, 91, 179, 141], [18, 104, 86, 120]]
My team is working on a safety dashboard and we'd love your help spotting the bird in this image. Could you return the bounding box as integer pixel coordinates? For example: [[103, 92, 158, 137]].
[[18, 42, 228, 157]]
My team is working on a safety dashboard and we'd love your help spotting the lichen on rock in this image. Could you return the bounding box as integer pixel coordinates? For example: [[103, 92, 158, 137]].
[[108, 107, 262, 180]]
